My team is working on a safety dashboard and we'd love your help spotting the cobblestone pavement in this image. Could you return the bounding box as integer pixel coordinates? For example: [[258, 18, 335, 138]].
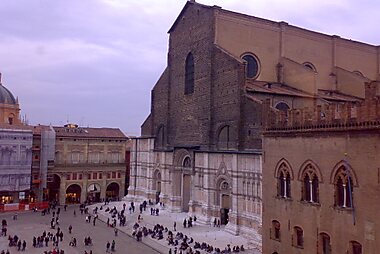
[[0, 205, 159, 254]]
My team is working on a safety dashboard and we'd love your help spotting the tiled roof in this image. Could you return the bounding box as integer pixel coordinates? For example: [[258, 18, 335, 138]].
[[246, 80, 315, 98], [0, 123, 33, 131], [53, 126, 127, 139], [317, 89, 362, 102]]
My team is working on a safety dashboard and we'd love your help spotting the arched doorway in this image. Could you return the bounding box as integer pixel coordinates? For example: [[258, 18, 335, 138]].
[[153, 170, 162, 204], [106, 182, 120, 201], [87, 183, 101, 203], [217, 179, 231, 225], [66, 184, 81, 204], [47, 174, 61, 203]]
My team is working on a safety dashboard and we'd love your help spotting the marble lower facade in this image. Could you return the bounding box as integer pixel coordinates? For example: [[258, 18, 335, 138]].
[[127, 138, 262, 247]]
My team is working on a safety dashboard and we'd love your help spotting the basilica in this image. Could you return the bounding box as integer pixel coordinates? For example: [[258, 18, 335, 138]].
[[127, 0, 378, 250]]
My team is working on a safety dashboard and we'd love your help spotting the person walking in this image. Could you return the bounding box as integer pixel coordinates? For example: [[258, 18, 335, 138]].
[[173, 221, 177, 231], [68, 225, 72, 234], [106, 241, 110, 253], [111, 240, 115, 252], [114, 228, 118, 237], [22, 240, 26, 251]]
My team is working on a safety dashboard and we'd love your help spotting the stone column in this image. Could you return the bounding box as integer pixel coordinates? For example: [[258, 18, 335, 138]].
[[59, 175, 66, 205], [80, 173, 88, 204]]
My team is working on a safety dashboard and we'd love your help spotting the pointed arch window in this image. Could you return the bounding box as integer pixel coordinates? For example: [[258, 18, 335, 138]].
[[271, 220, 281, 241], [319, 233, 331, 254], [301, 164, 319, 203], [277, 164, 291, 198], [334, 166, 354, 208], [293, 226, 304, 248], [350, 241, 362, 254], [185, 53, 195, 95]]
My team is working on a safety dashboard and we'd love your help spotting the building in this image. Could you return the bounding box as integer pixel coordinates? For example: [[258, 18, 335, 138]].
[[46, 124, 128, 205], [127, 0, 378, 246], [0, 74, 33, 204], [263, 82, 380, 254]]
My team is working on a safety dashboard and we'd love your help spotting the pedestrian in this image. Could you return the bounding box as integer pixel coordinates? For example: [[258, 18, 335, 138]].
[[111, 240, 115, 252], [114, 228, 118, 236], [73, 210, 76, 217], [107, 218, 110, 227], [106, 241, 110, 253], [213, 218, 217, 227], [183, 219, 187, 228], [22, 240, 26, 251], [64, 205, 67, 211], [174, 222, 176, 231], [68, 225, 72, 234]]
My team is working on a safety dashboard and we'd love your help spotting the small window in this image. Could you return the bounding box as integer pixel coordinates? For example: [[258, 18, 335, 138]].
[[350, 241, 362, 254], [303, 62, 316, 72], [112, 172, 116, 178], [242, 54, 259, 79], [93, 172, 97, 180], [72, 173, 77, 180], [271, 220, 281, 241], [88, 173, 91, 180], [67, 174, 71, 181], [293, 227, 304, 248], [182, 156, 191, 168], [319, 233, 331, 254], [79, 174, 83, 180], [117, 172, 121, 178], [99, 173, 102, 179], [107, 173, 111, 179]]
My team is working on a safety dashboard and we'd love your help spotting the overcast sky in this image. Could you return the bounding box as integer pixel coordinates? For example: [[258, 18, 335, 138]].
[[0, 0, 378, 136]]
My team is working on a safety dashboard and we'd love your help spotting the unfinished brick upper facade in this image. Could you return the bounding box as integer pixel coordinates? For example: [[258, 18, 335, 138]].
[[129, 1, 380, 249]]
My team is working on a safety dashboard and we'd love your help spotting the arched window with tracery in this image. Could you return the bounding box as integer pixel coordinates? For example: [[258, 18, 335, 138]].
[[334, 166, 354, 208], [185, 53, 195, 95], [301, 164, 319, 203], [277, 163, 291, 198]]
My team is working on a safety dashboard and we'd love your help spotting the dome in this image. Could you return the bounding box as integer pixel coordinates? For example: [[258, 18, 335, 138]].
[[0, 84, 17, 105]]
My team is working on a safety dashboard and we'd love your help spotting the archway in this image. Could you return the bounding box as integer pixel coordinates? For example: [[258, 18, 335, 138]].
[[47, 174, 61, 203], [66, 184, 81, 204], [87, 183, 101, 203], [153, 170, 162, 204], [106, 182, 120, 201]]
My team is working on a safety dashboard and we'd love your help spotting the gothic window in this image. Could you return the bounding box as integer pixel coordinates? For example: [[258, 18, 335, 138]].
[[293, 226, 304, 248], [301, 164, 319, 203], [217, 125, 230, 150], [319, 233, 331, 254], [271, 220, 281, 241], [350, 241, 362, 254], [242, 54, 260, 79], [334, 166, 354, 208], [277, 164, 291, 198], [156, 125, 165, 148], [185, 53, 195, 95]]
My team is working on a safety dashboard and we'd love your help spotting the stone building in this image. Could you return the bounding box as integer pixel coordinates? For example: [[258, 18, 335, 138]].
[[46, 124, 128, 205], [0, 74, 33, 204], [263, 81, 380, 254], [127, 0, 379, 245]]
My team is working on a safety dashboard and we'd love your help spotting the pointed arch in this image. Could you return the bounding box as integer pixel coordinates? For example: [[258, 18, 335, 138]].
[[298, 160, 323, 182], [330, 160, 358, 186], [274, 158, 294, 179]]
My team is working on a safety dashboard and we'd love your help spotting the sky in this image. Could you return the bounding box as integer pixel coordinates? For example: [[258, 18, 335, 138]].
[[0, 0, 378, 136]]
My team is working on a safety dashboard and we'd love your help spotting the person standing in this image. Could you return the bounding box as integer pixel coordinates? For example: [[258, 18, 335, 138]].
[[173, 222, 177, 231], [22, 240, 26, 251], [68, 225, 72, 234], [114, 228, 118, 237]]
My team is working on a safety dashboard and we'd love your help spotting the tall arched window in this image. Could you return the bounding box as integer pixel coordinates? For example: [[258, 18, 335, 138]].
[[217, 125, 230, 150], [293, 226, 304, 247], [334, 166, 354, 208], [301, 164, 319, 203], [242, 54, 259, 79], [319, 233, 331, 254], [185, 53, 195, 95], [277, 164, 291, 198], [156, 125, 165, 148], [182, 156, 191, 168]]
